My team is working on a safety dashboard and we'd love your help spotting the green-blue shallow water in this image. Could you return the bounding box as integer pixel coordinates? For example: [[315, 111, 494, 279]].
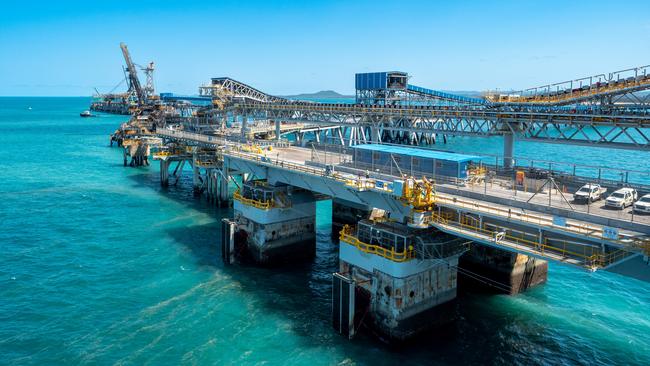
[[1, 97, 649, 365]]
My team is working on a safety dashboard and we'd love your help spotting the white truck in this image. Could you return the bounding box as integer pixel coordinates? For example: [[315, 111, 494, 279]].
[[633, 194, 650, 214], [605, 188, 638, 209], [573, 184, 607, 203]]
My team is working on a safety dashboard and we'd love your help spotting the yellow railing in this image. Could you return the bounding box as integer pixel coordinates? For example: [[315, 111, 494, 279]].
[[437, 213, 638, 269], [152, 149, 183, 158], [630, 239, 650, 256], [429, 214, 605, 268], [233, 190, 273, 210], [433, 194, 618, 244], [195, 159, 217, 167], [339, 225, 415, 263], [594, 249, 633, 268]]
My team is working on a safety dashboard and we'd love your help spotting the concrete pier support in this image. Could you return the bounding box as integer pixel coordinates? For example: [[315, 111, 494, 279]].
[[192, 155, 201, 196], [503, 133, 515, 170], [159, 160, 170, 187], [458, 245, 548, 295], [221, 218, 237, 265], [205, 169, 212, 202], [335, 220, 462, 341], [207, 169, 219, 205], [230, 182, 316, 264], [126, 143, 149, 167], [195, 166, 230, 207], [274, 119, 281, 141], [211, 170, 219, 204], [217, 170, 229, 207], [331, 199, 371, 242]]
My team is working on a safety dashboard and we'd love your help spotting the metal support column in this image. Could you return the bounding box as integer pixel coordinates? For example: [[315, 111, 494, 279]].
[[503, 133, 515, 170], [241, 115, 248, 140], [192, 154, 200, 196], [218, 163, 230, 207], [160, 160, 169, 187], [371, 126, 381, 143]]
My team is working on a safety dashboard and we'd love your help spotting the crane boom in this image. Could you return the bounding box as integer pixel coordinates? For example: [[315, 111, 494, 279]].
[[120, 42, 145, 105]]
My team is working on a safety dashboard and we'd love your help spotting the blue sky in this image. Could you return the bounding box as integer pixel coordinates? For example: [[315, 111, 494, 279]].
[[1, 0, 649, 96]]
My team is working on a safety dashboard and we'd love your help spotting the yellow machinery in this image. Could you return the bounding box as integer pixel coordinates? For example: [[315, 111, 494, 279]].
[[401, 176, 436, 211]]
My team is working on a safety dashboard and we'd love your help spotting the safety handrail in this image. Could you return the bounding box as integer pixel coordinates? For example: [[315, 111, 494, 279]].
[[233, 190, 273, 210], [339, 225, 415, 263], [429, 214, 637, 269]]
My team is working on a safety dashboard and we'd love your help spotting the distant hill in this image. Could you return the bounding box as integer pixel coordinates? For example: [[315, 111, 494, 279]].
[[443, 90, 483, 97], [282, 89, 484, 99], [282, 90, 353, 99]]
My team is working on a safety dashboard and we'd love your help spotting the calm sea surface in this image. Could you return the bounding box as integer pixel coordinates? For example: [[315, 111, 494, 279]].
[[1, 97, 649, 365]]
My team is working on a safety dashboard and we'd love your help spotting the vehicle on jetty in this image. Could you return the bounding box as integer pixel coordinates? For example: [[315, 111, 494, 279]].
[[633, 194, 650, 214], [574, 183, 607, 203], [606, 188, 638, 209]]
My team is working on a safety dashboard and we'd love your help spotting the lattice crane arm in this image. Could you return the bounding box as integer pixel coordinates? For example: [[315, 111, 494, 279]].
[[120, 42, 145, 105]]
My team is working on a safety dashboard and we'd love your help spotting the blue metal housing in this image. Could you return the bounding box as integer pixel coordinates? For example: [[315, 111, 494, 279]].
[[351, 144, 482, 179], [354, 70, 487, 107], [355, 72, 408, 91]]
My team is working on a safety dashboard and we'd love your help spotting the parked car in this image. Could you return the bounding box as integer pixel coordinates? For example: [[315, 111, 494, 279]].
[[574, 184, 607, 203], [605, 188, 638, 209], [527, 167, 549, 179], [633, 194, 650, 214]]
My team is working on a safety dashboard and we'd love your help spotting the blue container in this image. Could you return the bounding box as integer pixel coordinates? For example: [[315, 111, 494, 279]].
[[355, 72, 388, 90], [351, 144, 482, 180]]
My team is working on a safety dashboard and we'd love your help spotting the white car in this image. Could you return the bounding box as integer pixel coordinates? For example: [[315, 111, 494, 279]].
[[605, 188, 638, 209], [573, 184, 607, 203], [633, 194, 650, 214]]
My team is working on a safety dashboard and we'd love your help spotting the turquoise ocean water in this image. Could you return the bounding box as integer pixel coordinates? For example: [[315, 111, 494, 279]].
[[1, 97, 649, 365]]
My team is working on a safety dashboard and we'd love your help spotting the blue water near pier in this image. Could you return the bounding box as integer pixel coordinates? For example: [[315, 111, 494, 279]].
[[1, 97, 649, 365]]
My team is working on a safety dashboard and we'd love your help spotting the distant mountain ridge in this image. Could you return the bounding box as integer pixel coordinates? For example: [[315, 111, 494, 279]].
[[282, 90, 354, 99], [282, 89, 483, 99]]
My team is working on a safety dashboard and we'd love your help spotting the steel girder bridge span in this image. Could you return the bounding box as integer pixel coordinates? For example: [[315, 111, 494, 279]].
[[223, 102, 650, 170]]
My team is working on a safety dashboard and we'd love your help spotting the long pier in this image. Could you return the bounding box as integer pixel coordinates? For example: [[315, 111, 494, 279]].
[[106, 55, 650, 342]]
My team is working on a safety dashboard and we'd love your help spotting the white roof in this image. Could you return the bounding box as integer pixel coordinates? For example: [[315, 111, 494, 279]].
[[613, 187, 636, 193]]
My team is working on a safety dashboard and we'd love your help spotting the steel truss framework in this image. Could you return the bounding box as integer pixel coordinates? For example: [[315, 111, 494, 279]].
[[486, 64, 650, 108], [199, 77, 287, 108], [213, 103, 650, 150], [356, 88, 486, 107]]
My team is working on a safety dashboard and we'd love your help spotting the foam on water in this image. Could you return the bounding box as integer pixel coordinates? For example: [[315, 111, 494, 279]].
[[1, 97, 649, 365]]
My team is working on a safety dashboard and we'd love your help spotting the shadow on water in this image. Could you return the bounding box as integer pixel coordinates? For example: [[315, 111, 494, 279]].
[[122, 170, 563, 365], [123, 172, 366, 345]]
